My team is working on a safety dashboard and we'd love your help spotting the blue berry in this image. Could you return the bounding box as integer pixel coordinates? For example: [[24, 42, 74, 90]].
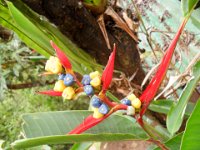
[[81, 75, 91, 85], [64, 74, 74, 86], [91, 96, 102, 108], [120, 98, 131, 106], [58, 74, 65, 80], [84, 85, 94, 96], [99, 103, 109, 114]]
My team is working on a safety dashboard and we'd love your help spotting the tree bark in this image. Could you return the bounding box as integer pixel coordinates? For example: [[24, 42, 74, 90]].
[[22, 0, 145, 85]]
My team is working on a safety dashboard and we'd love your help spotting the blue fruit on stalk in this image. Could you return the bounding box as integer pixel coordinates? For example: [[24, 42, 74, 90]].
[[91, 96, 102, 108], [81, 75, 91, 85], [64, 74, 74, 86], [84, 85, 94, 96], [99, 103, 109, 114], [120, 98, 131, 106], [58, 74, 65, 80]]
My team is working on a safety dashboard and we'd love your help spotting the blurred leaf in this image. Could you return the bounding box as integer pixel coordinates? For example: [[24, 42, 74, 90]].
[[106, 91, 120, 103], [0, 140, 5, 149], [12, 111, 148, 149], [6, 1, 54, 55], [1, 0, 102, 74], [182, 0, 200, 29], [154, 133, 182, 150], [0, 1, 51, 57], [70, 142, 92, 150], [149, 100, 195, 117], [167, 61, 200, 135], [181, 100, 200, 150], [181, 0, 200, 15]]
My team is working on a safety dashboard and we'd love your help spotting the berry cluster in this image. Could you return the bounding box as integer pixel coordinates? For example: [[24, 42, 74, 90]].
[[45, 55, 103, 100], [81, 71, 101, 96], [90, 95, 109, 119], [120, 94, 142, 115], [39, 41, 143, 123]]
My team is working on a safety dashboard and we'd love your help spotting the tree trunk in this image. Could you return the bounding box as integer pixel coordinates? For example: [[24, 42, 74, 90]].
[[22, 0, 145, 85]]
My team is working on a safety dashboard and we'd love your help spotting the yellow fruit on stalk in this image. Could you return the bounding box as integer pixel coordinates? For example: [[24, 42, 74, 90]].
[[45, 56, 63, 74], [62, 87, 75, 100], [89, 71, 100, 79], [90, 76, 101, 89], [131, 98, 141, 109], [127, 93, 136, 101], [54, 80, 66, 92], [92, 107, 104, 119]]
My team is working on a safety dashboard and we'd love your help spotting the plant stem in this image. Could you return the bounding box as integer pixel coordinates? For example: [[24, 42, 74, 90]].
[[136, 116, 169, 150], [148, 138, 169, 150]]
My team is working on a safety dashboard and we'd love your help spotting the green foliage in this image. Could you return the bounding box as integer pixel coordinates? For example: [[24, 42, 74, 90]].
[[154, 133, 183, 150], [12, 112, 148, 149], [181, 99, 200, 150], [70, 142, 92, 150], [167, 61, 200, 136], [149, 100, 195, 117], [0, 87, 89, 149], [0, 0, 102, 74], [0, 33, 51, 100], [182, 0, 200, 29]]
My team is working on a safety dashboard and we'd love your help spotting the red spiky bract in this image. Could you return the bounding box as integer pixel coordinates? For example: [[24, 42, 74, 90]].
[[68, 104, 127, 134], [68, 115, 105, 134], [139, 19, 187, 117], [37, 90, 62, 96], [101, 44, 116, 92], [50, 40, 72, 70]]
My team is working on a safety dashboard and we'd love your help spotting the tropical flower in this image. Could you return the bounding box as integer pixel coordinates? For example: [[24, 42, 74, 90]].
[[38, 17, 186, 134]]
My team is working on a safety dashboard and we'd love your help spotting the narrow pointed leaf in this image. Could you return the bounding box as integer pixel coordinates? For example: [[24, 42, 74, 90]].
[[149, 100, 195, 117], [50, 40, 72, 70], [37, 90, 62, 96], [101, 44, 116, 91], [181, 99, 200, 150], [153, 133, 183, 150], [167, 61, 200, 135], [139, 19, 187, 116]]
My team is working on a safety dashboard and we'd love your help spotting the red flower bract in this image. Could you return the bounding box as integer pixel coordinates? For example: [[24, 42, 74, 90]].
[[50, 40, 72, 70], [101, 44, 116, 92], [139, 19, 187, 117], [68, 104, 127, 134], [37, 90, 62, 96]]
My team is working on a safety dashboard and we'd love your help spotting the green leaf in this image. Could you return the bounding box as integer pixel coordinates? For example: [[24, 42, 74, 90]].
[[106, 91, 121, 103], [149, 100, 195, 117], [167, 61, 200, 135], [70, 142, 92, 150], [154, 133, 183, 150], [181, 0, 199, 15], [1, 0, 102, 74], [6, 1, 54, 56], [181, 100, 200, 150], [0, 3, 51, 57], [181, 0, 200, 29], [11, 111, 148, 149]]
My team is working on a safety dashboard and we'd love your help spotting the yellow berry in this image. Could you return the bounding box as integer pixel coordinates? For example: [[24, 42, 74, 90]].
[[131, 98, 141, 109], [45, 56, 63, 74], [90, 76, 101, 89], [54, 80, 66, 92], [127, 94, 137, 101], [89, 71, 100, 79], [92, 107, 104, 119], [62, 87, 75, 100]]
